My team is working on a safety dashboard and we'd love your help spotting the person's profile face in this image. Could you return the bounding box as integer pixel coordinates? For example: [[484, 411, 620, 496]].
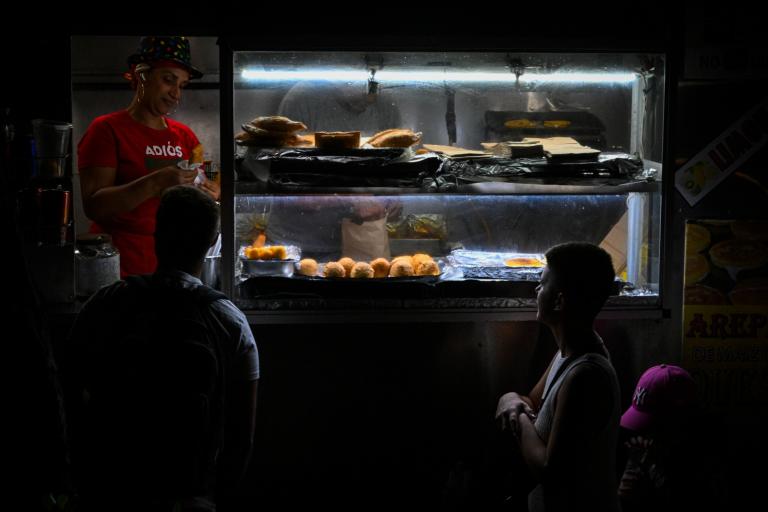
[[143, 67, 190, 115], [536, 267, 560, 324]]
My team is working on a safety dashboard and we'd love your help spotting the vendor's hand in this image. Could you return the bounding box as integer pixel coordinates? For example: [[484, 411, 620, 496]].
[[496, 392, 534, 433], [385, 199, 403, 220], [152, 165, 197, 195], [198, 178, 221, 201], [351, 200, 387, 222]]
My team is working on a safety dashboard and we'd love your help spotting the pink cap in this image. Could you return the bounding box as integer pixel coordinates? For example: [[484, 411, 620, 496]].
[[620, 364, 697, 433]]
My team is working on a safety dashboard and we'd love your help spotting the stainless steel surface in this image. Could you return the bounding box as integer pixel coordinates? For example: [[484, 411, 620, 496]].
[[32, 119, 72, 158], [243, 306, 664, 324], [240, 257, 296, 277]]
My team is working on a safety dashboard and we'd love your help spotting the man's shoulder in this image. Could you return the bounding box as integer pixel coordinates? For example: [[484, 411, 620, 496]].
[[208, 295, 248, 328], [82, 279, 130, 308]]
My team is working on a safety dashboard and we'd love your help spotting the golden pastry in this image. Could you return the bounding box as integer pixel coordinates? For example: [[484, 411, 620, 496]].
[[248, 116, 307, 133], [389, 259, 414, 277], [543, 120, 571, 129], [337, 257, 356, 277], [505, 257, 545, 268], [370, 258, 391, 278], [272, 246, 288, 260], [504, 119, 537, 129], [323, 261, 346, 278], [244, 245, 287, 260], [415, 260, 440, 276], [367, 128, 422, 148], [351, 262, 375, 279], [391, 255, 414, 268], [241, 123, 270, 136], [298, 258, 318, 277], [412, 253, 433, 267]]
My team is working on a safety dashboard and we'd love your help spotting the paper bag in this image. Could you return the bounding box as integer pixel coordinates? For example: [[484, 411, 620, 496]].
[[341, 217, 391, 261]]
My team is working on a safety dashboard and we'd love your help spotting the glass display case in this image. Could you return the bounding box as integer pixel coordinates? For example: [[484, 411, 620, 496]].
[[222, 46, 668, 314]]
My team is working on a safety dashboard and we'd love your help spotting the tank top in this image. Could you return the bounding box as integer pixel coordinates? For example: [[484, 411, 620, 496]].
[[528, 351, 621, 512]]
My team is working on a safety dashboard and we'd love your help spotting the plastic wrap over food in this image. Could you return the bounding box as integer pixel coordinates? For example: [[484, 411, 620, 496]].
[[440, 152, 644, 181], [449, 249, 544, 267], [236, 147, 442, 188]]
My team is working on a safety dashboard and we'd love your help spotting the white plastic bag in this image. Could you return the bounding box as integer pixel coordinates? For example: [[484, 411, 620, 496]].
[[177, 159, 205, 186]]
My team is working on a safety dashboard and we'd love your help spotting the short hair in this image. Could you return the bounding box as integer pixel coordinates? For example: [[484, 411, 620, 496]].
[[544, 242, 615, 317], [155, 186, 219, 267]]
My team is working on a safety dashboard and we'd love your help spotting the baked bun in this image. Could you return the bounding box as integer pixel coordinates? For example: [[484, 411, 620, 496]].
[[315, 131, 361, 150], [391, 255, 414, 268], [337, 257, 356, 277], [323, 261, 346, 278], [351, 262, 375, 279], [412, 253, 433, 267], [389, 259, 414, 277], [298, 258, 318, 276], [415, 260, 440, 276], [370, 258, 391, 278]]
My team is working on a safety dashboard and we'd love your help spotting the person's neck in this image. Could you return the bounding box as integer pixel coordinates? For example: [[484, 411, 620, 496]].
[[550, 318, 601, 357], [127, 100, 167, 130], [157, 262, 203, 279]]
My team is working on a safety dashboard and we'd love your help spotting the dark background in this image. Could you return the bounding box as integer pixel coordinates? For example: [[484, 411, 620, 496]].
[[3, 3, 767, 510]]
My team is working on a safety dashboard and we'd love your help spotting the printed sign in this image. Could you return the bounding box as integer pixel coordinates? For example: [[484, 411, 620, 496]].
[[682, 220, 768, 411], [675, 99, 768, 206]]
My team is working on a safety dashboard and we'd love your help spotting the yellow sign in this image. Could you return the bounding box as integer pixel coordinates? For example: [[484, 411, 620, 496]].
[[682, 220, 768, 411]]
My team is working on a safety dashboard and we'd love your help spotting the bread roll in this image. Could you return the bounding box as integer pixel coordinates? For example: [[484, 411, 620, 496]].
[[298, 258, 318, 276], [412, 253, 433, 267], [370, 258, 391, 278], [337, 257, 356, 277], [391, 255, 414, 268], [315, 131, 361, 150], [415, 260, 440, 276], [323, 261, 346, 278], [389, 259, 414, 277], [351, 262, 375, 279]]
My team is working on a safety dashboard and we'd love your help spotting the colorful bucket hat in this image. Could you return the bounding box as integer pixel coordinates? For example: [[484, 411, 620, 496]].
[[620, 364, 698, 433], [127, 36, 203, 79]]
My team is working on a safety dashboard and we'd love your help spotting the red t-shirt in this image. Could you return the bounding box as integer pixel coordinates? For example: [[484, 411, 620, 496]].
[[78, 110, 200, 277]]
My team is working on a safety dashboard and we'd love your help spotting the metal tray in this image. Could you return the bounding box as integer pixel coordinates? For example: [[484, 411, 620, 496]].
[[240, 258, 297, 277], [239, 245, 301, 277]]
